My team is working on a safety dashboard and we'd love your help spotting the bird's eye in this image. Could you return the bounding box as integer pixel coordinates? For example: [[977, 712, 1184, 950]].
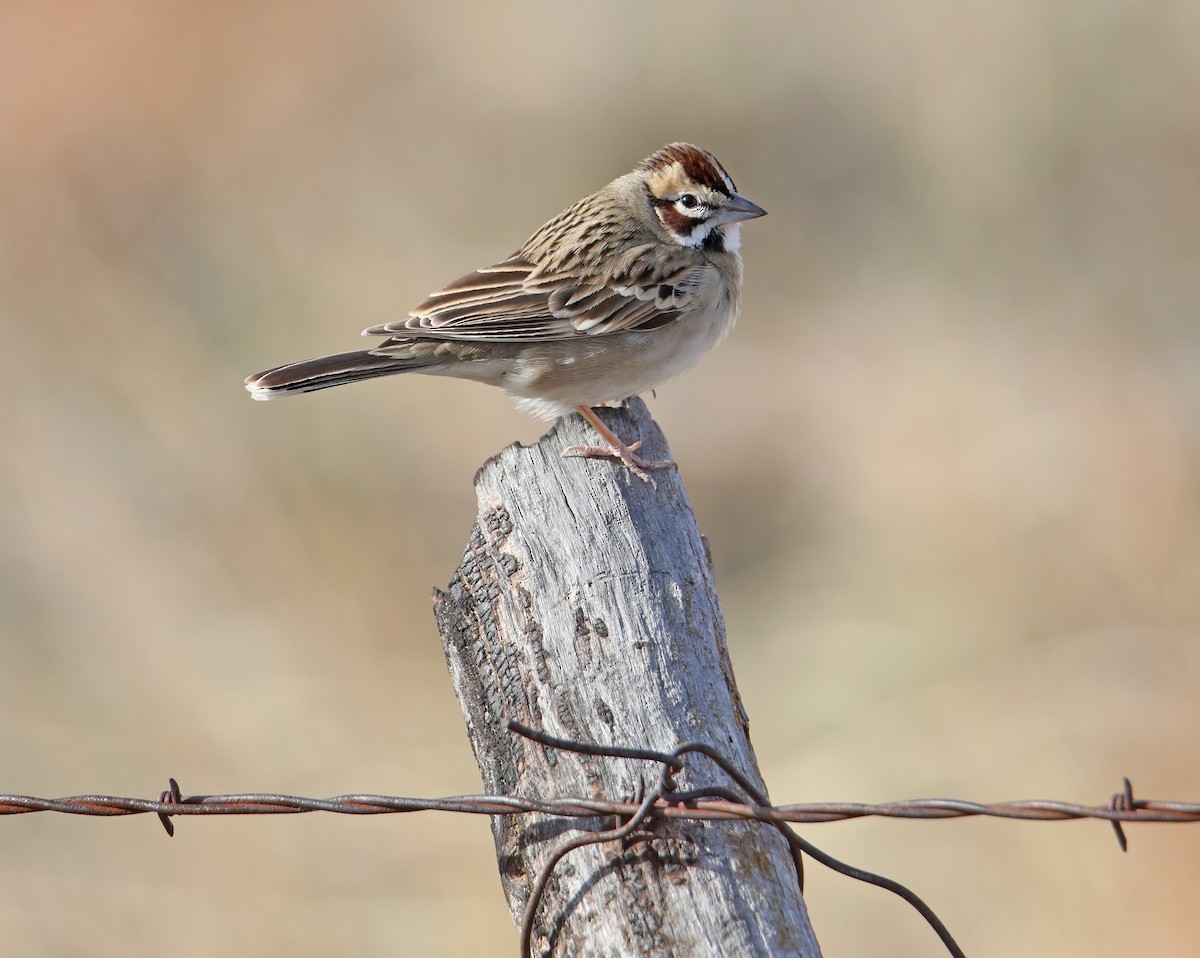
[[678, 193, 699, 209]]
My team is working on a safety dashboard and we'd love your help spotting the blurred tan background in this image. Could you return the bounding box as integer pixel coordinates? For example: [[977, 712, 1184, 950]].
[[3, 1, 1199, 955]]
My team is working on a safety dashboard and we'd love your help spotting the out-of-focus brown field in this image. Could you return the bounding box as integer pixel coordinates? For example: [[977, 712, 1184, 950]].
[[3, 3, 1198, 955]]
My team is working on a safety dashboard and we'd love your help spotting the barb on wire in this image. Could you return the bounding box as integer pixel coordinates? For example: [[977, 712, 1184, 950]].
[[1110, 776, 1135, 852], [158, 777, 182, 837]]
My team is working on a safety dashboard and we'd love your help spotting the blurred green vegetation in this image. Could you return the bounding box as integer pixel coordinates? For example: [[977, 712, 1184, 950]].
[[2, 2, 1198, 955]]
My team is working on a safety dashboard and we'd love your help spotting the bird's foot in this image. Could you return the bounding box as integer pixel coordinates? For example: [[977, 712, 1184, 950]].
[[565, 405, 676, 485]]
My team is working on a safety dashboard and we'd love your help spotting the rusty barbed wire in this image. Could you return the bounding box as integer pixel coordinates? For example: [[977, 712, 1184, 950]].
[[2, 779, 1195, 828], [4, 721, 1197, 958]]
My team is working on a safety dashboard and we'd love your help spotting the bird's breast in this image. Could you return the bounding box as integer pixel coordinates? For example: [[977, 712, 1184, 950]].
[[503, 294, 740, 419]]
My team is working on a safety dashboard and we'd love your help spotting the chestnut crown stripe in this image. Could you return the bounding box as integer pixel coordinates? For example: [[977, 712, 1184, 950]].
[[637, 143, 734, 195]]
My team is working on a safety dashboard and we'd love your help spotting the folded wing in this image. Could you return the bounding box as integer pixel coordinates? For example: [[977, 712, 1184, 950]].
[[363, 251, 705, 348]]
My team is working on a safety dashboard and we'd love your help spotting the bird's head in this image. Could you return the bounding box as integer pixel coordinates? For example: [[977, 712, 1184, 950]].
[[637, 142, 766, 252]]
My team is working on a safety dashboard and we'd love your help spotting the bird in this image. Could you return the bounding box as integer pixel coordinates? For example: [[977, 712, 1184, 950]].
[[245, 142, 766, 480]]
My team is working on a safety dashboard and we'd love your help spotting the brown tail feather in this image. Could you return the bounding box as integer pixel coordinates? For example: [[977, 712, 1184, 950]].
[[244, 350, 429, 399]]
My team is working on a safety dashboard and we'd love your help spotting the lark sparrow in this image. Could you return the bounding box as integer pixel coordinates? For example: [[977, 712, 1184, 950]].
[[245, 143, 766, 480]]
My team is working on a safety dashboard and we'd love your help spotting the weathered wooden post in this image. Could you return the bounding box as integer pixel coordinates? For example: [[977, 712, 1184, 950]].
[[435, 399, 822, 957]]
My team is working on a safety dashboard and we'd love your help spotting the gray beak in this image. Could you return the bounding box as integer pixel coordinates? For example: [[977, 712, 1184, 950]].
[[719, 191, 767, 223]]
